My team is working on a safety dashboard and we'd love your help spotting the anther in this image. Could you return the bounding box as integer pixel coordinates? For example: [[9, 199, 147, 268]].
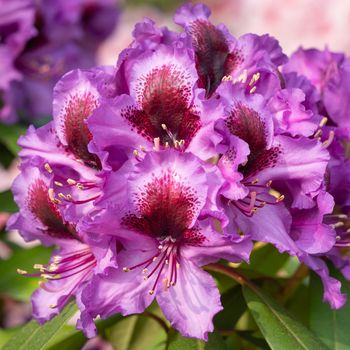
[[49, 304, 57, 309], [123, 267, 129, 272], [142, 268, 148, 273], [133, 150, 139, 157], [249, 72, 260, 86], [251, 179, 259, 185], [153, 137, 160, 151], [17, 269, 28, 274], [33, 264, 45, 272], [149, 290, 154, 295], [53, 256, 62, 263], [314, 129, 322, 138], [266, 180, 272, 187], [44, 163, 53, 173], [319, 117, 328, 127], [249, 86, 257, 94], [54, 181, 63, 187], [331, 222, 345, 229], [276, 195, 285, 203], [222, 75, 233, 82], [322, 130, 335, 148], [67, 178, 76, 185]]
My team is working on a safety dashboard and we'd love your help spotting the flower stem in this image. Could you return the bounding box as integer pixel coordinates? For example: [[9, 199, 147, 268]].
[[205, 263, 249, 286]]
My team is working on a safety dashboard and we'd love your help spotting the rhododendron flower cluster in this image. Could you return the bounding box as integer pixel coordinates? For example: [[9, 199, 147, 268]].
[[9, 3, 350, 341], [0, 0, 119, 123]]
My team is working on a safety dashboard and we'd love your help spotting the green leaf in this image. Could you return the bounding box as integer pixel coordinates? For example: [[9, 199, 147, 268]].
[[241, 244, 290, 276], [236, 330, 270, 349], [0, 245, 52, 300], [46, 314, 124, 350], [242, 284, 329, 350], [0, 190, 18, 213], [214, 285, 246, 331], [2, 302, 77, 350], [309, 271, 350, 350], [168, 331, 227, 350], [107, 314, 167, 350], [0, 124, 26, 155]]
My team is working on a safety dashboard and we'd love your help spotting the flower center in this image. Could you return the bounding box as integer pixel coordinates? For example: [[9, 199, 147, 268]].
[[189, 20, 242, 97], [225, 102, 281, 177], [122, 171, 201, 241], [27, 179, 78, 239], [62, 91, 101, 169], [122, 64, 201, 149]]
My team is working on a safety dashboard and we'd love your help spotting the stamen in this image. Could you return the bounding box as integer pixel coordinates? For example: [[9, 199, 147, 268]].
[[249, 86, 257, 94], [44, 163, 53, 174], [54, 181, 63, 187], [153, 138, 160, 151], [319, 117, 328, 127], [331, 222, 345, 229], [67, 178, 76, 185], [17, 269, 28, 274], [222, 75, 233, 82], [276, 195, 285, 203], [322, 130, 335, 148], [249, 72, 260, 86], [313, 129, 322, 138]]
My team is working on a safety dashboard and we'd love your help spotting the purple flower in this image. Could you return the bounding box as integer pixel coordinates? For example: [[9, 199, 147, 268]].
[[79, 150, 252, 340], [283, 47, 350, 139], [0, 0, 119, 123], [8, 164, 117, 327], [16, 68, 117, 224], [89, 45, 222, 162], [174, 3, 287, 98]]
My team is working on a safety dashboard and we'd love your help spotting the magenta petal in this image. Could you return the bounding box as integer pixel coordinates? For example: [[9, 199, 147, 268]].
[[156, 259, 222, 341]]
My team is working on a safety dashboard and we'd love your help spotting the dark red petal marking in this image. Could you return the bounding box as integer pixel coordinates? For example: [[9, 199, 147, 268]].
[[242, 147, 281, 178], [63, 92, 101, 169], [225, 102, 281, 176], [189, 20, 242, 97], [226, 102, 267, 154], [27, 179, 77, 239], [122, 64, 201, 148], [122, 170, 203, 242]]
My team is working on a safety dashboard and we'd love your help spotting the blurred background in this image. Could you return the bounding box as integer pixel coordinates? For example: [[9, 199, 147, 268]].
[[1, 0, 350, 349]]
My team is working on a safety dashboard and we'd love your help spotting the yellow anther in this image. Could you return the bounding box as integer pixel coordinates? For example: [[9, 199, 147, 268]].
[[17, 269, 27, 274], [222, 75, 233, 82], [319, 117, 328, 127], [54, 181, 63, 187], [249, 72, 260, 86], [331, 222, 345, 229], [276, 195, 285, 203], [313, 129, 322, 138], [44, 163, 53, 173], [322, 130, 335, 148], [153, 137, 160, 151], [249, 86, 257, 94], [53, 256, 62, 263]]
